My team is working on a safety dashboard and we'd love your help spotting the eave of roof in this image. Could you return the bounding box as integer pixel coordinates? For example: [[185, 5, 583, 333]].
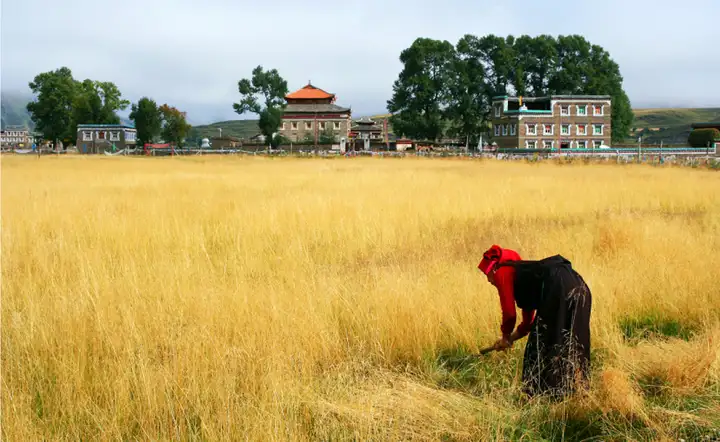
[[283, 103, 350, 113], [77, 124, 136, 129], [285, 84, 335, 100]]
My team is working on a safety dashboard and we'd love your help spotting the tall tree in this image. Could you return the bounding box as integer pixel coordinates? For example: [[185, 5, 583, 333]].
[[72, 80, 129, 127], [27, 67, 131, 146], [159, 104, 191, 147], [547, 37, 634, 141], [387, 37, 455, 141], [26, 67, 78, 145], [233, 66, 288, 148], [129, 97, 162, 147], [390, 34, 635, 143], [473, 35, 515, 98], [516, 35, 557, 96], [447, 35, 491, 147]]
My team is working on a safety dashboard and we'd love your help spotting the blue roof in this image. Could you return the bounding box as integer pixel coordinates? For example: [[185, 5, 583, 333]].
[[77, 124, 136, 129]]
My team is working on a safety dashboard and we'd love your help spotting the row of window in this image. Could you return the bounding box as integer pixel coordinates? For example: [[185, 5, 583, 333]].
[[560, 104, 604, 117], [1, 131, 29, 137], [494, 123, 605, 137], [1, 137, 30, 142], [526, 140, 606, 149], [81, 131, 136, 142], [494, 103, 605, 117], [282, 121, 342, 131]]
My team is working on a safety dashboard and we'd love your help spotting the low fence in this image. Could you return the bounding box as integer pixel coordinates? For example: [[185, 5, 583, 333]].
[[4, 145, 719, 168]]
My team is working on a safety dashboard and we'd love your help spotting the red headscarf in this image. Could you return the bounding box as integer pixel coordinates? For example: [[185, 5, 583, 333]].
[[478, 244, 504, 275]]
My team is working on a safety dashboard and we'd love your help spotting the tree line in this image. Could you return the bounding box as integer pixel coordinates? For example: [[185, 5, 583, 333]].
[[26, 67, 191, 148], [387, 34, 634, 144], [27, 33, 634, 149]]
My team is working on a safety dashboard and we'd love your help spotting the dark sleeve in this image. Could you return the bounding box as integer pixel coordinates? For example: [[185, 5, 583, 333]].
[[495, 268, 516, 336]]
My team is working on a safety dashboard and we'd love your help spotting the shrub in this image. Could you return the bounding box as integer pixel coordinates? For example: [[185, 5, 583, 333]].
[[687, 128, 720, 147]]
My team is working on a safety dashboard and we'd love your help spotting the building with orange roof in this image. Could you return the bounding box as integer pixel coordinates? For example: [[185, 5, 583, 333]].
[[279, 82, 351, 145]]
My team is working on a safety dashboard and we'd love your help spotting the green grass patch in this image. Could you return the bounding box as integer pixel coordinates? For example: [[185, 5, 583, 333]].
[[619, 313, 699, 343], [424, 344, 522, 396]]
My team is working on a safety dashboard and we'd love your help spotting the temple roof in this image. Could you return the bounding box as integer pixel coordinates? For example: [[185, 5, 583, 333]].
[[354, 117, 376, 125], [285, 83, 335, 101], [283, 103, 350, 113]]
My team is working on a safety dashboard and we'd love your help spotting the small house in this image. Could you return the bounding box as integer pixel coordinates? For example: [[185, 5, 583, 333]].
[[76, 124, 137, 153]]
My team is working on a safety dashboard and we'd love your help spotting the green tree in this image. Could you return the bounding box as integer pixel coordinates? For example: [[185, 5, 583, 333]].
[[688, 128, 720, 147], [302, 132, 315, 145], [447, 35, 491, 147], [233, 66, 288, 148], [546, 37, 634, 142], [129, 97, 162, 147], [72, 80, 129, 127], [26, 67, 78, 145], [387, 38, 456, 141], [318, 125, 337, 144], [473, 35, 515, 98], [515, 35, 557, 96], [27, 67, 131, 147], [159, 104, 191, 147]]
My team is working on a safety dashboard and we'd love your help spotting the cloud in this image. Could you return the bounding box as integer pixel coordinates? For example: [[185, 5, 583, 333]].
[[2, 0, 718, 124]]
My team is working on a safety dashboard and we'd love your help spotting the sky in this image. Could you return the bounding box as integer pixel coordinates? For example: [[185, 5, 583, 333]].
[[2, 0, 719, 125]]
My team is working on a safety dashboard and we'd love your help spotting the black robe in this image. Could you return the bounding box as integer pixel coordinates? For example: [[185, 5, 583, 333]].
[[497, 255, 592, 398]]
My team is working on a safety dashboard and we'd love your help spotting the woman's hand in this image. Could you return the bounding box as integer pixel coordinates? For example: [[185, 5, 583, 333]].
[[493, 336, 513, 351]]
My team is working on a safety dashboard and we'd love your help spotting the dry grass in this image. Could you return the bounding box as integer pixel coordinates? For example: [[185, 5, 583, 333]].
[[2, 155, 720, 441]]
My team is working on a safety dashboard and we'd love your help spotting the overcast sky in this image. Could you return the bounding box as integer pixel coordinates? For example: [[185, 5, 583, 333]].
[[2, 0, 719, 125]]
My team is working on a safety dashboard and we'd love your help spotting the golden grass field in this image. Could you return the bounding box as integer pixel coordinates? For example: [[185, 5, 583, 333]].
[[2, 155, 720, 441]]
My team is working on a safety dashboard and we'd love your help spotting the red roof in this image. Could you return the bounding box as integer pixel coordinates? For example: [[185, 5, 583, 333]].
[[285, 84, 335, 100]]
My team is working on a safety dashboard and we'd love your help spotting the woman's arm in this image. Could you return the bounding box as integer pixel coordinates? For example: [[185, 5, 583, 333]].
[[512, 309, 536, 341], [495, 269, 517, 340]]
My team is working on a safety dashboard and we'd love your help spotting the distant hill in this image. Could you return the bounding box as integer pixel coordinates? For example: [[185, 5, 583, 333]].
[[629, 108, 720, 144], [186, 119, 260, 143], [1, 92, 35, 130]]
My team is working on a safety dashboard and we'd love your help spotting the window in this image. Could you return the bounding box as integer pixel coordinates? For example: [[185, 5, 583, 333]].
[[109, 131, 120, 141], [281, 123, 286, 130], [98, 131, 106, 140], [577, 105, 587, 116], [125, 131, 136, 142], [543, 124, 554, 135], [561, 124, 570, 135], [319, 122, 326, 130], [561, 105, 570, 116], [593, 104, 603, 116], [526, 140, 537, 149], [82, 131, 92, 141], [305, 122, 312, 130], [333, 121, 341, 130], [526, 124, 537, 135], [494, 104, 502, 117], [291, 122, 298, 130], [576, 124, 587, 136], [576, 140, 587, 149], [510, 124, 516, 136], [494, 124, 500, 137], [593, 140, 603, 148], [593, 124, 603, 136], [502, 124, 508, 136], [543, 140, 554, 149]]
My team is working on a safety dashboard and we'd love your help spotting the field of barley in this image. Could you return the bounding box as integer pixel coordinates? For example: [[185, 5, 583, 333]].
[[2, 155, 719, 441]]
